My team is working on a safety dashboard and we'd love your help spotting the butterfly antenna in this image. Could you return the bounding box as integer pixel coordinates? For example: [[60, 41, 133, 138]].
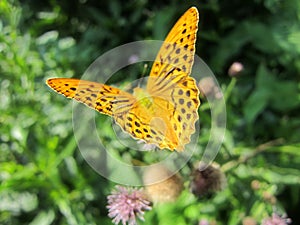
[[137, 63, 148, 88]]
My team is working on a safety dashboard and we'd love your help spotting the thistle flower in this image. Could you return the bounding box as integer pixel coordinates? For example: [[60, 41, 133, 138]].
[[262, 191, 277, 205], [198, 77, 223, 99], [251, 180, 261, 190], [190, 162, 226, 197], [243, 217, 257, 225], [107, 185, 152, 225], [143, 165, 184, 203], [261, 213, 292, 225], [198, 219, 217, 225], [228, 62, 244, 77], [199, 219, 210, 225]]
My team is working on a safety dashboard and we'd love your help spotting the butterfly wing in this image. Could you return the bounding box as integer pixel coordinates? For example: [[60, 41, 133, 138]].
[[146, 7, 200, 150], [120, 92, 182, 150], [46, 7, 200, 151], [47, 78, 177, 149], [46, 78, 136, 118], [147, 7, 199, 90]]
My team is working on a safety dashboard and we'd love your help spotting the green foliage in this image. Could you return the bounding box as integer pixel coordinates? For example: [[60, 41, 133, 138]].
[[1, 0, 299, 225]]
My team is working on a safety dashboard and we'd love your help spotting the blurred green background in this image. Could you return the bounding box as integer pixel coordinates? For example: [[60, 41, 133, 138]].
[[1, 0, 300, 224]]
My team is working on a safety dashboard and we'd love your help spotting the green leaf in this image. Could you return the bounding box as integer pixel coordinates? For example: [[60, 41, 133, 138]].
[[259, 166, 300, 185], [29, 210, 55, 225], [0, 191, 38, 214], [244, 64, 300, 122], [270, 80, 300, 111], [244, 90, 269, 123]]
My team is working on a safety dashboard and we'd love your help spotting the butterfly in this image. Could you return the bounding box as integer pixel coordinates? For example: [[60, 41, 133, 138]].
[[46, 7, 200, 151]]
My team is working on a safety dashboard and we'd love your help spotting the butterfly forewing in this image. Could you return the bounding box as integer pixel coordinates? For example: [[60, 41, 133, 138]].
[[46, 78, 135, 116], [147, 7, 199, 92]]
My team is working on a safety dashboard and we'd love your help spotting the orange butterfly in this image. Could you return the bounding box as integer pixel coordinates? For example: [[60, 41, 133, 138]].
[[47, 7, 200, 151]]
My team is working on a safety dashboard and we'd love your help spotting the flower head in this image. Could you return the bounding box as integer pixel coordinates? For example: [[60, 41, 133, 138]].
[[190, 162, 226, 197], [143, 165, 184, 203], [199, 219, 210, 225], [107, 185, 152, 225], [261, 213, 292, 225], [243, 217, 257, 225], [228, 62, 244, 77], [198, 219, 217, 225], [198, 77, 223, 99]]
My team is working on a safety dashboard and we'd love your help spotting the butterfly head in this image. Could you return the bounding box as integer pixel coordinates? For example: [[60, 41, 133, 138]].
[[133, 87, 153, 108]]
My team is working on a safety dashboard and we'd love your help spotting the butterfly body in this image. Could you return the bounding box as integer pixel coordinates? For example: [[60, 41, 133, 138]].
[[47, 7, 200, 151], [133, 87, 153, 108]]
